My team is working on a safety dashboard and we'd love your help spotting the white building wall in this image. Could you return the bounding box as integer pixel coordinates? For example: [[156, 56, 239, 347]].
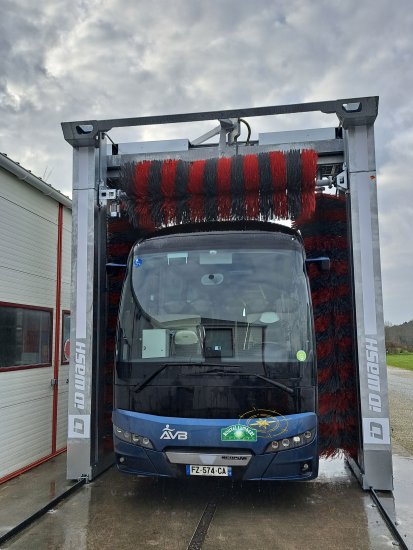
[[60, 208, 72, 312], [0, 166, 72, 480], [0, 181, 58, 308], [0, 368, 54, 478], [56, 206, 72, 450]]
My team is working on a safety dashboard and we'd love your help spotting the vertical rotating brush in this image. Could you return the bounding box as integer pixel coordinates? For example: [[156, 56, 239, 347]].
[[104, 218, 142, 451], [295, 194, 358, 458]]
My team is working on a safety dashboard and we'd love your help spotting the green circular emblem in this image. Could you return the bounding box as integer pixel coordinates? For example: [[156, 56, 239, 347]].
[[296, 350, 307, 362]]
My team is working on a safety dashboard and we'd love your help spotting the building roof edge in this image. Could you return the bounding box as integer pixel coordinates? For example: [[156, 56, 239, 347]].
[[0, 152, 72, 209]]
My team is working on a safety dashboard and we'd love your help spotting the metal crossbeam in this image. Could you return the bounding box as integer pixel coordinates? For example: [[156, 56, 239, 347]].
[[62, 97, 378, 147]]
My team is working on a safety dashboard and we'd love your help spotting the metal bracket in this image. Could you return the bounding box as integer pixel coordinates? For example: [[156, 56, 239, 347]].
[[50, 378, 58, 387], [191, 118, 240, 148], [316, 177, 334, 189], [78, 474, 90, 483], [190, 124, 221, 147], [99, 186, 121, 216], [99, 187, 118, 209], [99, 188, 117, 202], [109, 202, 121, 218], [323, 97, 378, 129], [220, 118, 241, 146], [335, 169, 348, 191]]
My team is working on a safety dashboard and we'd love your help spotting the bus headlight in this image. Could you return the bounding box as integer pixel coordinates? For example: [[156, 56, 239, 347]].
[[265, 428, 316, 453], [113, 425, 154, 449]]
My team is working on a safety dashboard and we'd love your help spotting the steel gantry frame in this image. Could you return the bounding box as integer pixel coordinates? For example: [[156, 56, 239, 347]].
[[62, 96, 393, 490]]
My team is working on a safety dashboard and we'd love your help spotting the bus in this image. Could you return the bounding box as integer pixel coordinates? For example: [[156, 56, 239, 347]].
[[113, 221, 318, 480]]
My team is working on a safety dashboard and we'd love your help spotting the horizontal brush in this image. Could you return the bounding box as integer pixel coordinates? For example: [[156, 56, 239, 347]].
[[118, 150, 318, 229]]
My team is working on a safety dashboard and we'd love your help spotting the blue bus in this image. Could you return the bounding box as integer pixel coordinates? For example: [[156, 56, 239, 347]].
[[113, 221, 318, 480]]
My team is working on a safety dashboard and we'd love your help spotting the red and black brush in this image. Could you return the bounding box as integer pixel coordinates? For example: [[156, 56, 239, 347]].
[[295, 194, 358, 458], [118, 149, 318, 229], [104, 216, 142, 451], [106, 149, 319, 454]]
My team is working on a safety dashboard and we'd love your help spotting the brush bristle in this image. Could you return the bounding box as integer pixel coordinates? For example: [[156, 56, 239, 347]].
[[295, 194, 358, 458], [118, 150, 317, 229]]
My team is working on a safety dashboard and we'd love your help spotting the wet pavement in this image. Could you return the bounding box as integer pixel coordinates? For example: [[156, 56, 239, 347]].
[[383, 365, 413, 547], [389, 443, 413, 547], [1, 366, 412, 549], [1, 458, 398, 550], [0, 454, 74, 539]]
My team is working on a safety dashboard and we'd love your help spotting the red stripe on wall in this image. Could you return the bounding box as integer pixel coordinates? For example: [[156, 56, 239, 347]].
[[0, 448, 66, 485]]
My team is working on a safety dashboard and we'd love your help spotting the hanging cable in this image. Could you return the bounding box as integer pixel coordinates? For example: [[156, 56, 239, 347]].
[[103, 132, 119, 155], [239, 118, 251, 144]]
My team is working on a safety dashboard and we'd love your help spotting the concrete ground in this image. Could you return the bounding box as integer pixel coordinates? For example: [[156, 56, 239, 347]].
[[386, 365, 413, 547], [0, 454, 74, 539], [0, 458, 397, 550], [391, 442, 413, 547], [1, 365, 412, 549]]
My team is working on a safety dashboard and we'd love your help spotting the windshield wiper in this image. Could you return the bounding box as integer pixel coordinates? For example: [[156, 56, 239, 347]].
[[132, 364, 172, 393], [132, 363, 294, 397], [195, 369, 294, 396], [254, 374, 295, 395], [131, 362, 218, 393], [199, 363, 241, 374]]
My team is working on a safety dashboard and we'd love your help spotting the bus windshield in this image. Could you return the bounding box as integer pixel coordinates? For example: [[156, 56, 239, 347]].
[[118, 232, 313, 367]]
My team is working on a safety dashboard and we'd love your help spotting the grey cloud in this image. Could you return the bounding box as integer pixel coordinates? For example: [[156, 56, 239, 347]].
[[0, 0, 412, 322]]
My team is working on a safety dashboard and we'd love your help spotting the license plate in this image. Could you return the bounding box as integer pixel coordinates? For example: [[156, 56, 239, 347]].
[[186, 465, 232, 477]]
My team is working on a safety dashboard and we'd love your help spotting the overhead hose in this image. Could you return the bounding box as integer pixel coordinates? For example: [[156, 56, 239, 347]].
[[239, 118, 251, 144]]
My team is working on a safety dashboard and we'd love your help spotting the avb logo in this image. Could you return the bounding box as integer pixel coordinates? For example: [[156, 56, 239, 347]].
[[160, 424, 188, 440], [68, 414, 90, 439], [362, 418, 390, 445]]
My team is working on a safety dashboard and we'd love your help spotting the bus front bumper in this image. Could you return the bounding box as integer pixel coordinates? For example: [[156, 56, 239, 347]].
[[112, 409, 319, 481]]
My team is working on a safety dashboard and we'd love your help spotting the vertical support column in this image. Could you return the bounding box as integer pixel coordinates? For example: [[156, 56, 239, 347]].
[[346, 124, 393, 490], [91, 137, 111, 478], [67, 146, 97, 480]]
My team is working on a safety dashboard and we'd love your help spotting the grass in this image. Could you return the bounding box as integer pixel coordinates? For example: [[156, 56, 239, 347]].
[[386, 353, 413, 372]]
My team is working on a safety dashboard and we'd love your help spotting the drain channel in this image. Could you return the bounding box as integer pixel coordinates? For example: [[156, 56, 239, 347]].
[[0, 479, 85, 547], [370, 489, 409, 550], [187, 500, 217, 550]]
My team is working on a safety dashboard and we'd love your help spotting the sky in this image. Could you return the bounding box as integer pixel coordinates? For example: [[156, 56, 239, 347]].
[[0, 0, 412, 324]]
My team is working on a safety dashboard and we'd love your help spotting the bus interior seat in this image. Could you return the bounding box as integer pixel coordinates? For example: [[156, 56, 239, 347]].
[[173, 329, 201, 357]]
